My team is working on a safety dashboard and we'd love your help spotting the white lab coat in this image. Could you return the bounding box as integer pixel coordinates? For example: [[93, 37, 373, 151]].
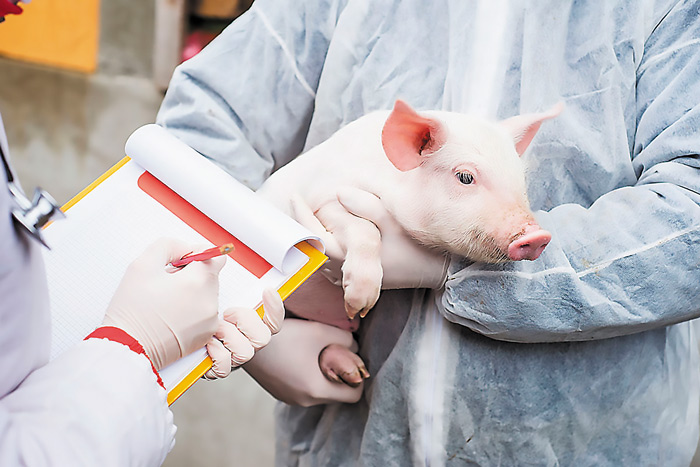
[[0, 114, 176, 466]]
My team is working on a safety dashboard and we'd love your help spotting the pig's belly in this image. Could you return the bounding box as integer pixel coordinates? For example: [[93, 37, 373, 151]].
[[284, 272, 360, 332]]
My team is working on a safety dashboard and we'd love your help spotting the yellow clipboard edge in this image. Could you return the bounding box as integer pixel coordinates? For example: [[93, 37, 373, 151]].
[[62, 156, 132, 212], [167, 241, 327, 405], [255, 241, 329, 318], [167, 356, 214, 405]]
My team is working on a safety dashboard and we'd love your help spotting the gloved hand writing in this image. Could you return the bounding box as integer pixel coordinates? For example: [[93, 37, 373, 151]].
[[292, 187, 449, 290], [204, 288, 285, 379], [102, 239, 225, 371]]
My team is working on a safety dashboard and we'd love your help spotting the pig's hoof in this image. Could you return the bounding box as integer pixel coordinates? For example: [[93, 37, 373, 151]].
[[319, 344, 370, 387], [341, 263, 382, 319], [343, 285, 381, 319]]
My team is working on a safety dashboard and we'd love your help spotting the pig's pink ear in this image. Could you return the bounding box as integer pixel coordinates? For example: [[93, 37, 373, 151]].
[[381, 100, 444, 171], [500, 102, 564, 156]]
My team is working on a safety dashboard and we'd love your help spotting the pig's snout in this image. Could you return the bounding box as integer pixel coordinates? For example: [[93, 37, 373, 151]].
[[507, 225, 551, 261]]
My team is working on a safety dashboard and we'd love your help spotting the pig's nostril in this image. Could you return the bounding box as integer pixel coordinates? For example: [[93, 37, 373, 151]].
[[508, 229, 551, 261]]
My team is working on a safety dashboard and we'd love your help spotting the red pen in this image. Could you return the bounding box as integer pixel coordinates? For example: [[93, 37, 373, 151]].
[[169, 243, 235, 268]]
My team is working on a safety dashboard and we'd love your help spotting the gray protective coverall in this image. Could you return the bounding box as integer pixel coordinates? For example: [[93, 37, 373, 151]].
[[157, 0, 700, 464]]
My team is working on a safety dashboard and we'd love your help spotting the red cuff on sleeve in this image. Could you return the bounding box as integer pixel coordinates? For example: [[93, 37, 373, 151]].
[[85, 326, 165, 389]]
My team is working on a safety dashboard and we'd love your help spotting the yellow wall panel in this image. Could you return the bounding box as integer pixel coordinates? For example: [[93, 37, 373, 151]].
[[0, 0, 100, 73]]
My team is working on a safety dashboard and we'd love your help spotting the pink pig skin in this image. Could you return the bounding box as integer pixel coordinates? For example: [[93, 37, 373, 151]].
[[285, 272, 360, 332], [256, 100, 562, 388], [258, 99, 561, 319]]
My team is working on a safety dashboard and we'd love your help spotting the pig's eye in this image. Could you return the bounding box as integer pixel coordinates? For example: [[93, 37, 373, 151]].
[[456, 172, 474, 185]]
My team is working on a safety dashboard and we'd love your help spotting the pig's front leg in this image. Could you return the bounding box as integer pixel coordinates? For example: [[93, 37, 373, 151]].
[[315, 201, 383, 319]]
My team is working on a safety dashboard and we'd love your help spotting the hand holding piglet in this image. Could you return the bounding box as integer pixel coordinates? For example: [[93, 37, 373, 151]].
[[292, 186, 450, 290], [260, 100, 559, 319], [249, 100, 562, 400]]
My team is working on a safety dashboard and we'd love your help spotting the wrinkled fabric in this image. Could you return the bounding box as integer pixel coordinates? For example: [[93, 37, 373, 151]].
[[0, 116, 176, 466], [157, 0, 700, 465]]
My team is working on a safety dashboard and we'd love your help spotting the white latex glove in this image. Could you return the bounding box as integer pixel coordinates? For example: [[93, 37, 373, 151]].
[[204, 288, 285, 379], [292, 188, 449, 290], [242, 318, 364, 407], [103, 239, 226, 371]]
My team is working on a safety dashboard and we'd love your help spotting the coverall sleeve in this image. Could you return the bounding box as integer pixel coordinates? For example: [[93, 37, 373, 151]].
[[0, 339, 174, 466], [438, 2, 700, 343], [156, 0, 346, 190]]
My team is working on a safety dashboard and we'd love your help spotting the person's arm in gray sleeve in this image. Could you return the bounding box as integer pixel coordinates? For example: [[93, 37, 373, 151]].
[[439, 2, 700, 343], [156, 0, 347, 189]]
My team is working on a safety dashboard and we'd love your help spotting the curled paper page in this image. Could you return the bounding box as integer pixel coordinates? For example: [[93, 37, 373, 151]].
[[125, 124, 323, 273]]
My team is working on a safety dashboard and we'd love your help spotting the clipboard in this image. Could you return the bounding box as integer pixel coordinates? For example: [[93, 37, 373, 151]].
[[43, 125, 327, 404]]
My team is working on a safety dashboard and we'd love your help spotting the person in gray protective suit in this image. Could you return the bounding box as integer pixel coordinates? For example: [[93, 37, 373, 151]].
[[156, 0, 700, 465]]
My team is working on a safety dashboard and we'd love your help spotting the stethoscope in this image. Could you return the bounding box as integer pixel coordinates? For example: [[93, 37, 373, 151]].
[[0, 142, 65, 248]]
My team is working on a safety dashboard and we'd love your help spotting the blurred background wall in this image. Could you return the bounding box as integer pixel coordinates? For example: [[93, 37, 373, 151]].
[[0, 1, 277, 466]]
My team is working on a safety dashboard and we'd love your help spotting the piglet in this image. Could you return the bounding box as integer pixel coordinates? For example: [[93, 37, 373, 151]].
[[258, 100, 560, 322]]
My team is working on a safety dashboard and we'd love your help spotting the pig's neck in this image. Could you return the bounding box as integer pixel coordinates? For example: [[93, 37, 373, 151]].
[[369, 170, 439, 247]]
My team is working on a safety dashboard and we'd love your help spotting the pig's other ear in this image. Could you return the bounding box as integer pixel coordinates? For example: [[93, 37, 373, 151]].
[[500, 101, 564, 156], [381, 99, 444, 171]]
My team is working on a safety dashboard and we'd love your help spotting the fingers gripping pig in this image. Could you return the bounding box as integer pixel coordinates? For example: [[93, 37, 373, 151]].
[[258, 99, 561, 318]]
